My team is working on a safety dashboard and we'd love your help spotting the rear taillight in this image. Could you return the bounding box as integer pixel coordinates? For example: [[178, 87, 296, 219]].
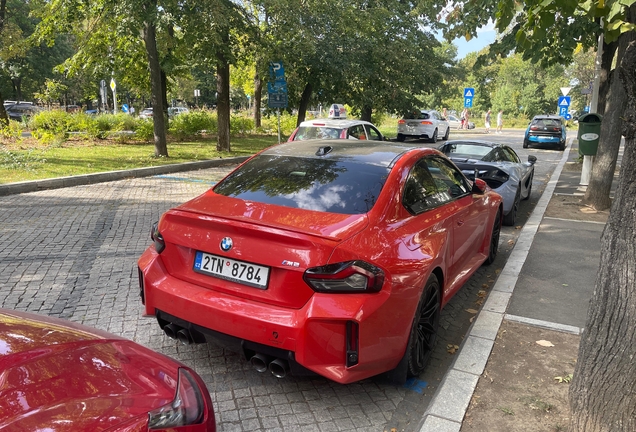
[[151, 221, 165, 254], [398, 119, 406, 124], [148, 368, 206, 429], [303, 261, 384, 293], [530, 126, 539, 131], [420, 121, 433, 125]]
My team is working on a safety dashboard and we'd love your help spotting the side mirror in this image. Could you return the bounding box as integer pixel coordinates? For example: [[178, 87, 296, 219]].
[[472, 178, 488, 194], [528, 155, 537, 164]]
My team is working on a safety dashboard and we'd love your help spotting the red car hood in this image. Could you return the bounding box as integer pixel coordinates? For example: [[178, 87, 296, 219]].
[[0, 309, 178, 431]]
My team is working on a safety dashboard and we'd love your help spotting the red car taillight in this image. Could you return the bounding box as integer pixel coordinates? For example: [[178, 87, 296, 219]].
[[151, 221, 165, 254], [303, 261, 384, 293], [148, 368, 206, 429], [420, 121, 433, 125], [398, 119, 406, 124]]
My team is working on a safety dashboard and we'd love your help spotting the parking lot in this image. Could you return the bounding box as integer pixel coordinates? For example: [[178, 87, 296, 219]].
[[0, 131, 564, 431]]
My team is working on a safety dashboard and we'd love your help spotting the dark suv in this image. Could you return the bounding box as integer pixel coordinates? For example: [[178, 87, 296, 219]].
[[523, 115, 567, 150]]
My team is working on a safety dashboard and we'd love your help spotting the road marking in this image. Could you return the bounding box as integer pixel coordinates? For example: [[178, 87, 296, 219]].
[[505, 314, 583, 335]]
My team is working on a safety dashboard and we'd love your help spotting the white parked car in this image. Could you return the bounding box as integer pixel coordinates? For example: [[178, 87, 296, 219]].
[[138, 107, 153, 119], [288, 104, 385, 141], [447, 114, 476, 130], [397, 109, 450, 142], [168, 106, 190, 117]]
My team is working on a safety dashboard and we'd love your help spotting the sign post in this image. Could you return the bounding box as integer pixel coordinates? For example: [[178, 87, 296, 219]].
[[463, 87, 475, 108], [194, 89, 200, 107], [110, 78, 117, 113], [267, 61, 288, 144]]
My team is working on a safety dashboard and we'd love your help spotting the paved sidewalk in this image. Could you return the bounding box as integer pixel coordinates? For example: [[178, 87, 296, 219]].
[[418, 139, 615, 431]]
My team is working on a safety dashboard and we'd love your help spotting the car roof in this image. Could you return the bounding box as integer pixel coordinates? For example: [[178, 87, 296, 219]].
[[297, 118, 375, 128], [261, 139, 438, 167], [532, 115, 562, 120]]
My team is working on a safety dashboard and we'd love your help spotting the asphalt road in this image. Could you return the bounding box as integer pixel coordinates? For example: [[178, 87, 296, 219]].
[[0, 129, 565, 432]]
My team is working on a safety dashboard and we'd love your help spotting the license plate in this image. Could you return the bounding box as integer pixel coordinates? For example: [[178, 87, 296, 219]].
[[194, 251, 270, 289]]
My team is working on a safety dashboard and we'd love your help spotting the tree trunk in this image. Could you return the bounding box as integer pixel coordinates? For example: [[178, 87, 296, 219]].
[[253, 73, 262, 128], [216, 53, 231, 152], [361, 105, 372, 122], [11, 77, 22, 102], [161, 69, 169, 124], [582, 8, 635, 211], [569, 38, 636, 432], [597, 40, 618, 116], [297, 83, 312, 126], [142, 7, 168, 157]]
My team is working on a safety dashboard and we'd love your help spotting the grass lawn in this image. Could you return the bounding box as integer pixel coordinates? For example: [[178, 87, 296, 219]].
[[0, 135, 279, 184]]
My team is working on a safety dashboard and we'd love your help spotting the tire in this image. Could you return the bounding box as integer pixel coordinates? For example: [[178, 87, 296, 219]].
[[484, 210, 501, 265], [522, 139, 529, 149], [559, 139, 566, 151], [429, 129, 438, 143], [396, 133, 405, 142], [442, 126, 450, 140], [522, 172, 533, 200], [405, 274, 441, 377], [503, 186, 521, 226]]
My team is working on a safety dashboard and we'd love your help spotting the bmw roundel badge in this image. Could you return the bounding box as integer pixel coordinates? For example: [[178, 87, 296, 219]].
[[220, 237, 233, 252]]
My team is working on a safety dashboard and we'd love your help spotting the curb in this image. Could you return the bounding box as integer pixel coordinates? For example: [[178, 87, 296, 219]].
[[418, 139, 574, 432], [0, 157, 249, 197]]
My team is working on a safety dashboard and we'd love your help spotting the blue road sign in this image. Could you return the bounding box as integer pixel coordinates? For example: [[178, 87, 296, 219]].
[[464, 88, 475, 98], [558, 96, 571, 107], [267, 81, 288, 94], [584, 106, 590, 113], [121, 104, 129, 113], [464, 98, 473, 108], [559, 106, 569, 116], [565, 113, 572, 120], [268, 92, 288, 109], [269, 61, 285, 81]]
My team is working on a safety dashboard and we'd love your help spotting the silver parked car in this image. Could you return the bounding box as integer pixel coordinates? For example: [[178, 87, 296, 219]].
[[397, 109, 450, 142], [438, 140, 536, 226]]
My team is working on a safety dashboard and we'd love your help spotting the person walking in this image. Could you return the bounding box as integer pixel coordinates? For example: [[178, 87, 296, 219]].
[[496, 109, 503, 134], [485, 109, 492, 133], [461, 108, 468, 129]]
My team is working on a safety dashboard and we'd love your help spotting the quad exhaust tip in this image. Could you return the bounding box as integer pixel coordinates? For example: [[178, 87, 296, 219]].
[[250, 354, 270, 373], [269, 358, 289, 379]]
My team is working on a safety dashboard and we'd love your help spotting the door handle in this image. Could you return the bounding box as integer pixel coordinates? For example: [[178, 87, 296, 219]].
[[457, 220, 465, 226]]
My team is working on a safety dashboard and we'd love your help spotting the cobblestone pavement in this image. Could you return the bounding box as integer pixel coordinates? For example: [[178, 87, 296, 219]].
[[0, 143, 560, 431]]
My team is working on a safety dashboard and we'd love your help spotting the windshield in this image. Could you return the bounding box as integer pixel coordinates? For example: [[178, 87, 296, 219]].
[[213, 155, 389, 214], [293, 126, 343, 140], [442, 144, 492, 159]]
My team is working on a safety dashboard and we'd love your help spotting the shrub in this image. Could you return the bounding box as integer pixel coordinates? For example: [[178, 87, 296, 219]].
[[29, 110, 72, 136], [230, 114, 255, 135], [168, 110, 217, 140], [261, 112, 298, 137], [134, 119, 154, 141], [0, 120, 23, 141]]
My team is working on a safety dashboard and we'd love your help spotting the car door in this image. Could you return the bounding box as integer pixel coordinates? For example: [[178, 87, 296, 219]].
[[424, 157, 484, 283]]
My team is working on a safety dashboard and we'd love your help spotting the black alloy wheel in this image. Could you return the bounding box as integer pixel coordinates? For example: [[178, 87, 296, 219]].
[[484, 210, 501, 265], [443, 126, 450, 140], [396, 133, 405, 142], [430, 129, 438, 143], [503, 186, 521, 226], [406, 274, 441, 376], [523, 139, 530, 148]]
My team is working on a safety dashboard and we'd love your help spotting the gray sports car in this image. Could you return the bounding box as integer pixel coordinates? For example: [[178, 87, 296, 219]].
[[438, 140, 536, 226]]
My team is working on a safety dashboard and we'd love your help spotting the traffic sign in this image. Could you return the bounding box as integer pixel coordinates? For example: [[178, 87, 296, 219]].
[[464, 98, 473, 108], [558, 96, 571, 107], [564, 113, 572, 120], [121, 104, 129, 113], [268, 92, 288, 108], [464, 88, 475, 98], [269, 61, 285, 81], [559, 106, 568, 116], [110, 78, 116, 92]]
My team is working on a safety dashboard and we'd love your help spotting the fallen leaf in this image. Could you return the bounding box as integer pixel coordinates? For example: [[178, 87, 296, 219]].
[[495, 269, 502, 274], [563, 284, 569, 287], [447, 344, 459, 354], [466, 308, 478, 314], [515, 225, 522, 230], [482, 283, 490, 288], [469, 316, 475, 323], [507, 239, 515, 245], [554, 374, 572, 383], [536, 340, 555, 347], [477, 290, 487, 297]]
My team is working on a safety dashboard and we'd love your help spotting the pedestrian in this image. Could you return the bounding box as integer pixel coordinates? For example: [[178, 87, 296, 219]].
[[496, 109, 503, 134], [442, 107, 447, 119], [461, 108, 468, 129], [485, 109, 491, 133]]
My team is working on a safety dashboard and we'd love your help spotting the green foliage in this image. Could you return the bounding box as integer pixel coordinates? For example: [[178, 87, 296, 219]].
[[230, 114, 255, 135], [0, 121, 24, 141], [0, 146, 46, 171], [29, 110, 72, 136], [134, 120, 155, 141], [260, 112, 298, 137], [168, 110, 217, 140]]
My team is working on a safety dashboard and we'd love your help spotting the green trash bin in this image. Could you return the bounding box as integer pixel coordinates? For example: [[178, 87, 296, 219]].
[[577, 113, 602, 156]]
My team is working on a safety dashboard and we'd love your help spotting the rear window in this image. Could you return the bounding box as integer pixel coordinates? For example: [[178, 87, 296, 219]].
[[532, 118, 562, 128], [404, 111, 429, 120], [213, 155, 389, 214], [442, 144, 492, 158]]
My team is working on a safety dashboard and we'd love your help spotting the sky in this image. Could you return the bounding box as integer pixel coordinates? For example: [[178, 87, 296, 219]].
[[446, 21, 498, 59]]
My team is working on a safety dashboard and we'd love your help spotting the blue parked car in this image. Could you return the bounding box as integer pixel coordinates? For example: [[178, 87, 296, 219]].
[[523, 115, 567, 150]]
